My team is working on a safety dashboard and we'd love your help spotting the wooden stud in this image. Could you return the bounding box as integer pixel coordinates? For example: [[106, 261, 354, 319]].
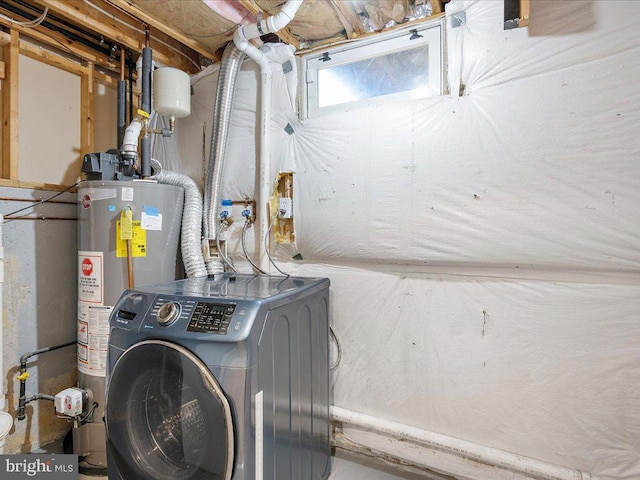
[[2, 30, 19, 180], [93, 69, 118, 88], [0, 31, 10, 46], [81, 62, 95, 155], [431, 0, 444, 15], [0, 61, 5, 80], [0, 178, 77, 191], [519, 0, 531, 27], [19, 40, 88, 76]]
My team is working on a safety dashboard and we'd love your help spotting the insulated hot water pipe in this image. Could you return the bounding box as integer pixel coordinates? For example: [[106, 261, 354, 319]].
[[232, 0, 304, 271]]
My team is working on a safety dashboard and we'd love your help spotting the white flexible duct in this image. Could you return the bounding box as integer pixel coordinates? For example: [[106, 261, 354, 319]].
[[232, 0, 304, 271], [331, 406, 592, 480], [150, 159, 208, 278]]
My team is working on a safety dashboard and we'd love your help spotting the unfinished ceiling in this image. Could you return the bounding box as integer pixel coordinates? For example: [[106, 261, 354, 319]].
[[0, 0, 445, 74], [124, 0, 444, 52]]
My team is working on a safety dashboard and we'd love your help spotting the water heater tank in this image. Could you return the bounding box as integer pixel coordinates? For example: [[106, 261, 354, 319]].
[[76, 180, 184, 470]]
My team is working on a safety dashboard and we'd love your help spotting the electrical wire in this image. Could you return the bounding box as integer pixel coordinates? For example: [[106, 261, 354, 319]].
[[0, 6, 48, 27], [216, 221, 238, 273], [2, 182, 79, 222], [264, 213, 288, 277], [79, 402, 98, 422], [242, 220, 266, 274], [329, 324, 342, 372]]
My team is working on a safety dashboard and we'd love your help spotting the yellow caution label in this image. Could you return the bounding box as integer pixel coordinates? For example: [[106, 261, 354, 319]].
[[116, 221, 147, 257], [120, 208, 133, 240]]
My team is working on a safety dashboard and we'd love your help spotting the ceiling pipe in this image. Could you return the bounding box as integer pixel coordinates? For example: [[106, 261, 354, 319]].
[[232, 0, 303, 272]]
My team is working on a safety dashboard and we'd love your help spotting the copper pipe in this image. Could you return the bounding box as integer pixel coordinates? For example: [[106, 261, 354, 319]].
[[126, 239, 134, 288], [120, 46, 125, 81], [4, 216, 76, 221], [0, 197, 75, 205]]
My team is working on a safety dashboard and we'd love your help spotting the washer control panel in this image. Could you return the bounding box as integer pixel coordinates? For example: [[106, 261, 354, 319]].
[[187, 302, 236, 335]]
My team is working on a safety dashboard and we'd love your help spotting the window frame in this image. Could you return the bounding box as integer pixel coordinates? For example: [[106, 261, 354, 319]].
[[299, 17, 446, 120]]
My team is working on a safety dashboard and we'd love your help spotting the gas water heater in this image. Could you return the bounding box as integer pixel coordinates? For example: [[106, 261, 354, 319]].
[[75, 180, 183, 468], [71, 54, 192, 470]]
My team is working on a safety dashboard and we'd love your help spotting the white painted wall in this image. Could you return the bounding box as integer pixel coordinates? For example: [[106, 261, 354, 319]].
[[177, 1, 640, 479], [18, 56, 82, 186]]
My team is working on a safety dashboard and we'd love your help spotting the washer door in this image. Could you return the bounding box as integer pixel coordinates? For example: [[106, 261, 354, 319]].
[[106, 340, 234, 480]]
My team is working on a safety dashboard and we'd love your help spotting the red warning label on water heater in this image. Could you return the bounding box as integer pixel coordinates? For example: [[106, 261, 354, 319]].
[[78, 251, 103, 304], [81, 194, 91, 209], [81, 258, 93, 276]]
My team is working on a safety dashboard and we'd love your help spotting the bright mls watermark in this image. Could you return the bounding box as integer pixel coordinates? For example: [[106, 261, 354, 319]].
[[0, 455, 77, 479]]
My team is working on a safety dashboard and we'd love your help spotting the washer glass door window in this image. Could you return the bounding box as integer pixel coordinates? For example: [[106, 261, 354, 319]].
[[106, 341, 234, 480]]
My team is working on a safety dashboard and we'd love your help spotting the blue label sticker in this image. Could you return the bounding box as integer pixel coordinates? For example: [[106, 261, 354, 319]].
[[143, 206, 159, 216], [108, 205, 116, 212]]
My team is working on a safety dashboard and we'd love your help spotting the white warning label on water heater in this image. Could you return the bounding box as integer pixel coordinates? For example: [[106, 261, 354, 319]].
[[77, 303, 112, 377], [78, 251, 103, 304]]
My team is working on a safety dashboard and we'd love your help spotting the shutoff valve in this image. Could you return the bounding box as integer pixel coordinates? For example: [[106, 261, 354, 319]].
[[54, 388, 88, 417]]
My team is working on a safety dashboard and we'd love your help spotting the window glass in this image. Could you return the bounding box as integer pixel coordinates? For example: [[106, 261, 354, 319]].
[[301, 19, 444, 119]]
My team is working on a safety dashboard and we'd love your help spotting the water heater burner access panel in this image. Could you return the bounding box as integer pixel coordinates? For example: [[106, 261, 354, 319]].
[[187, 302, 236, 334]]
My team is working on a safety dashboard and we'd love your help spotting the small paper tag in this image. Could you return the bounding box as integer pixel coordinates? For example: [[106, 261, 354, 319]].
[[120, 208, 133, 240], [141, 212, 163, 231]]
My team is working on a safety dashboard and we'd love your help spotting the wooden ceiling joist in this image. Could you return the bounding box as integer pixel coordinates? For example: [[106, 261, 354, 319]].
[[29, 0, 203, 72], [104, 0, 220, 64], [0, 6, 120, 71]]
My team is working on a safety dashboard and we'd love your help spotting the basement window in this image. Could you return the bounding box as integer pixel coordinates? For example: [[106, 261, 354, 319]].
[[300, 18, 445, 119]]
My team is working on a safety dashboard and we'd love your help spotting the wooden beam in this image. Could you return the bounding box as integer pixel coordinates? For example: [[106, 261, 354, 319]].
[[519, 0, 531, 27], [105, 0, 219, 63], [0, 30, 10, 45], [237, 0, 300, 50], [81, 62, 95, 155], [93, 69, 117, 88], [0, 178, 77, 191], [19, 40, 88, 76], [32, 0, 203, 72], [0, 61, 5, 79], [2, 30, 19, 180], [0, 4, 120, 71], [431, 1, 444, 15]]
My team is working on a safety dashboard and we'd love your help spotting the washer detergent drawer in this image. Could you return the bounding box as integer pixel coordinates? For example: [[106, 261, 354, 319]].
[[105, 341, 234, 480]]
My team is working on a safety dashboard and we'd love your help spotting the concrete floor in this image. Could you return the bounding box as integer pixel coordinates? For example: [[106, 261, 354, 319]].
[[42, 434, 424, 480], [77, 452, 422, 480]]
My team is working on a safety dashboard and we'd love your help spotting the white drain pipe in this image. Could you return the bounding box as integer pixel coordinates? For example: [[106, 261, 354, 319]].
[[331, 406, 592, 480], [233, 0, 303, 271]]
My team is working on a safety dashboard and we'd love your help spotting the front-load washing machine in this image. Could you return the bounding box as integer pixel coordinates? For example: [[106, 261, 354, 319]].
[[105, 273, 331, 480]]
